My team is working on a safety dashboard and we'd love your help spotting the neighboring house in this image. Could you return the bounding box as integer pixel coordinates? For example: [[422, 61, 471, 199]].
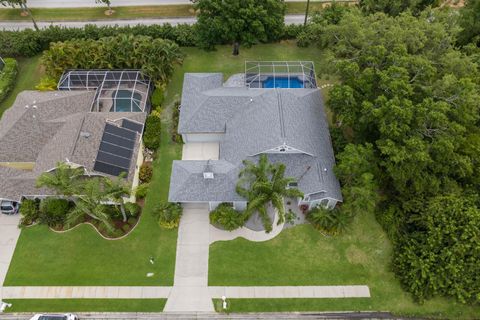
[[169, 61, 342, 211], [0, 70, 151, 204]]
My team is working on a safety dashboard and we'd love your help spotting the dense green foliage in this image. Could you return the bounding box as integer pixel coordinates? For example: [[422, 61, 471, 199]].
[[210, 203, 246, 231], [0, 24, 197, 57], [135, 183, 149, 199], [18, 198, 39, 226], [151, 87, 165, 109], [304, 8, 480, 303], [359, 0, 440, 16], [194, 0, 286, 50], [458, 0, 480, 46], [236, 154, 303, 232], [0, 58, 18, 104], [143, 110, 162, 150], [153, 202, 183, 229], [306, 206, 352, 235], [393, 196, 480, 304], [42, 34, 183, 86], [39, 198, 72, 227], [171, 101, 182, 143]]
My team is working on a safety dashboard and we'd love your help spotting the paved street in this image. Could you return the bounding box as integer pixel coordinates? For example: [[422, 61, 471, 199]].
[[0, 15, 305, 30], [0, 214, 21, 302]]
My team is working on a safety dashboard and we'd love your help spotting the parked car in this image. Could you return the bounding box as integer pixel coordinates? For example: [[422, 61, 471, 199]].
[[0, 200, 19, 215], [29, 314, 78, 320]]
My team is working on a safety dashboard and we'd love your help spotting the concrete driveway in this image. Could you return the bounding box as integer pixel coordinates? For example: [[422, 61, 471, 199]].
[[0, 214, 21, 300]]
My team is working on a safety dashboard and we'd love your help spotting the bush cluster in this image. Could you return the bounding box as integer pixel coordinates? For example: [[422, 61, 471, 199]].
[[125, 202, 141, 217], [39, 198, 72, 227], [151, 87, 165, 110], [209, 203, 245, 231], [153, 202, 183, 229], [135, 183, 149, 199], [139, 162, 153, 183], [0, 24, 197, 57], [143, 110, 162, 150], [306, 205, 352, 235], [0, 58, 18, 104], [171, 101, 182, 143], [19, 199, 39, 226]]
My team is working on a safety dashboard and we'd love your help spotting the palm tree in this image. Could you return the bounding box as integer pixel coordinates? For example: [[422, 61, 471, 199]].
[[103, 174, 131, 222], [36, 162, 85, 197], [236, 154, 303, 232], [64, 178, 115, 232]]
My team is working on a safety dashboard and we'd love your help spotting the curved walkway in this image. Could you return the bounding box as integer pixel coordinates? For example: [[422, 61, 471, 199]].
[[209, 211, 285, 244]]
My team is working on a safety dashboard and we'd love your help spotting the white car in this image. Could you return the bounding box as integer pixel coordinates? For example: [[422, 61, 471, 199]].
[[29, 314, 78, 320], [0, 200, 20, 215]]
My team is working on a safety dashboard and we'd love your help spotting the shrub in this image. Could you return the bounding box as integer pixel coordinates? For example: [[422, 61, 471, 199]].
[[19, 198, 39, 225], [122, 224, 132, 233], [151, 87, 165, 109], [125, 202, 141, 217], [153, 202, 183, 229], [0, 24, 198, 58], [39, 198, 71, 226], [307, 205, 352, 235], [280, 24, 303, 39], [135, 183, 149, 199], [143, 111, 162, 150], [35, 76, 58, 91], [127, 217, 138, 226], [139, 162, 153, 183], [209, 203, 245, 231], [0, 58, 18, 104], [171, 100, 182, 143]]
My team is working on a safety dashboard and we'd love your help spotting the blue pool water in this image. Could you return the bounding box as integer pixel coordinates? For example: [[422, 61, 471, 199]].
[[111, 90, 142, 112], [263, 76, 304, 88]]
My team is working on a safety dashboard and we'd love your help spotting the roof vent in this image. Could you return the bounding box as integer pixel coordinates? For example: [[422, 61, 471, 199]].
[[203, 159, 214, 179], [80, 131, 91, 138]]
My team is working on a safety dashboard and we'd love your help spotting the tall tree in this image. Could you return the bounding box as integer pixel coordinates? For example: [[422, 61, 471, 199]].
[[458, 0, 480, 46], [359, 0, 440, 16], [237, 154, 303, 232], [36, 162, 85, 197], [193, 0, 286, 54], [103, 174, 131, 222], [95, 0, 113, 15], [0, 0, 38, 30]]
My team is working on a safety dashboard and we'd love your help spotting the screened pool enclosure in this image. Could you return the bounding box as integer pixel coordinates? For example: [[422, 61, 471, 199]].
[[245, 61, 317, 89], [57, 70, 152, 112]]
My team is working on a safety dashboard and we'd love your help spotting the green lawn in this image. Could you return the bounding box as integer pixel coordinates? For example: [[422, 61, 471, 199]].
[[209, 212, 480, 318], [0, 2, 354, 22], [4, 299, 166, 312], [0, 56, 44, 118], [4, 128, 181, 286]]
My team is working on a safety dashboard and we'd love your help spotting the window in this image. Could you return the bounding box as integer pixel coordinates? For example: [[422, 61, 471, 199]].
[[320, 199, 329, 208]]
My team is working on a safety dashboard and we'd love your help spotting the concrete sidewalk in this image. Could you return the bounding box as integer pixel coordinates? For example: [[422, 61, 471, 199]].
[[0, 15, 305, 30], [0, 214, 21, 301], [210, 286, 371, 298], [163, 204, 214, 312]]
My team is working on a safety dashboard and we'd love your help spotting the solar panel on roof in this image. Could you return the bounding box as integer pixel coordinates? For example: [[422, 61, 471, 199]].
[[102, 132, 135, 150], [97, 151, 131, 169], [94, 161, 128, 177], [122, 119, 143, 133], [99, 141, 133, 159], [104, 123, 137, 141]]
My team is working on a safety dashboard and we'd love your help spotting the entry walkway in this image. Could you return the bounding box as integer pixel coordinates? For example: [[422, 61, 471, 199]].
[[163, 204, 214, 312], [0, 214, 21, 301]]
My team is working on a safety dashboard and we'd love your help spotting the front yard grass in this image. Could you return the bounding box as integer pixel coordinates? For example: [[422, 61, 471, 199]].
[[4, 128, 181, 286], [4, 299, 166, 313], [209, 212, 480, 319]]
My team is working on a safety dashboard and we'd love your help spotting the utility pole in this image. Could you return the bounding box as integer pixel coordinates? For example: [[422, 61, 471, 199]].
[[304, 0, 310, 26]]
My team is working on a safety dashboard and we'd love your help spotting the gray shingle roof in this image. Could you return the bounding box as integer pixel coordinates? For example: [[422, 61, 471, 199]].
[[169, 160, 243, 202], [0, 90, 147, 201], [172, 73, 343, 203]]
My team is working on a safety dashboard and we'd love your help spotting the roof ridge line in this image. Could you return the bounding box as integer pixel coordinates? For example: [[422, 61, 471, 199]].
[[276, 89, 286, 141]]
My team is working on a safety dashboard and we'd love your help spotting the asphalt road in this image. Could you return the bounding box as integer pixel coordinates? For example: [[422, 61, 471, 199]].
[[0, 15, 305, 30], [25, 0, 318, 8]]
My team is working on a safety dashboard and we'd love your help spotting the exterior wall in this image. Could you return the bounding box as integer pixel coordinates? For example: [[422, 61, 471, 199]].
[[298, 196, 338, 210], [183, 133, 224, 143], [208, 201, 247, 211], [129, 141, 144, 203]]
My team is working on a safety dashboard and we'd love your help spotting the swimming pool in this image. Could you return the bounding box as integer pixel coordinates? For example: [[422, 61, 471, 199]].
[[262, 76, 304, 88], [111, 90, 142, 112]]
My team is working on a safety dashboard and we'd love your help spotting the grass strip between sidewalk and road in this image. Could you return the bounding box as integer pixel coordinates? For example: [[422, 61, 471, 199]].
[[3, 299, 166, 312], [0, 2, 357, 22]]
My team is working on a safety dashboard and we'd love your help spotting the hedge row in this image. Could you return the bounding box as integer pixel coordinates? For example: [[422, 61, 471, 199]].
[[0, 58, 18, 104], [0, 23, 302, 58]]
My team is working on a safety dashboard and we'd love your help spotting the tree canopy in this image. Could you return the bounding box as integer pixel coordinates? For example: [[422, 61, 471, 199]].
[[193, 0, 286, 51], [458, 0, 480, 46], [358, 0, 440, 16], [304, 8, 480, 303]]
